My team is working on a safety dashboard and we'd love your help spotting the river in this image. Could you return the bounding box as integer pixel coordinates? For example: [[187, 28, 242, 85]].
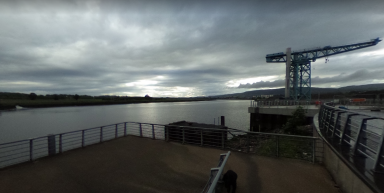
[[0, 100, 250, 144]]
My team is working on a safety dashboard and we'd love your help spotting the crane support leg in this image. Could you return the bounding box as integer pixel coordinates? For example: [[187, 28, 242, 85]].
[[285, 48, 291, 98], [289, 61, 311, 101]]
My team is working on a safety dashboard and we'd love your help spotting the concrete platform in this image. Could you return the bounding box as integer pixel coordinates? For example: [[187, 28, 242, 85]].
[[0, 136, 340, 193], [248, 106, 320, 117]]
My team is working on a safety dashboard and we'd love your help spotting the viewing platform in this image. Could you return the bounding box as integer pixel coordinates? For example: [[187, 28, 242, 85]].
[[0, 136, 339, 193]]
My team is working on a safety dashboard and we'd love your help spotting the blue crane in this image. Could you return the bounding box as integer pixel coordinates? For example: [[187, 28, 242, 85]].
[[266, 38, 381, 101]]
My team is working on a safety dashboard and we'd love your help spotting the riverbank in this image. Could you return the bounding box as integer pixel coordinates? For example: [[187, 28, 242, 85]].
[[0, 98, 214, 110]]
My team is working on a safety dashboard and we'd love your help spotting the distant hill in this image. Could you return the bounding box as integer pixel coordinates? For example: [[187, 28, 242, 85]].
[[212, 83, 384, 98]]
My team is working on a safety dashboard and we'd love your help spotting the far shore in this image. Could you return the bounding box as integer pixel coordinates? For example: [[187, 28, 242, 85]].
[[0, 98, 215, 111]]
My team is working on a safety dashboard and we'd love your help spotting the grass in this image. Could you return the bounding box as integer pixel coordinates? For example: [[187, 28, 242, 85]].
[[226, 134, 314, 161]]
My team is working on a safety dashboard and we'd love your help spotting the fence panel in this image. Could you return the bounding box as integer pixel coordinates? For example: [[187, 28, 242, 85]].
[[1, 122, 321, 169]]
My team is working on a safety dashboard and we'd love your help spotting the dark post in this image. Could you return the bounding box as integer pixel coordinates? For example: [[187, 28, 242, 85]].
[[82, 130, 85, 147], [139, 123, 143, 137], [182, 128, 185, 144], [115, 124, 118, 138], [47, 134, 56, 156], [152, 124, 155, 139], [221, 116, 225, 126], [29, 139, 33, 162]]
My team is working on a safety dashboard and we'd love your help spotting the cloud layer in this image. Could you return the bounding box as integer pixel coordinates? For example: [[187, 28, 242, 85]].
[[1, 0, 384, 96]]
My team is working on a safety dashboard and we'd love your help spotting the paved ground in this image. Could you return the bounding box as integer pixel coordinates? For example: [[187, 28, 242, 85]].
[[0, 136, 340, 193]]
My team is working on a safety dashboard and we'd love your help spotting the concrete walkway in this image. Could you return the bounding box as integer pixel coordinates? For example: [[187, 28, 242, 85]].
[[0, 136, 340, 193]]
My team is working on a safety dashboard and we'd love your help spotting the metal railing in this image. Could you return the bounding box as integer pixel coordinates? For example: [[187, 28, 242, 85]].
[[251, 100, 312, 107], [319, 103, 384, 173], [202, 151, 231, 193], [0, 122, 320, 169]]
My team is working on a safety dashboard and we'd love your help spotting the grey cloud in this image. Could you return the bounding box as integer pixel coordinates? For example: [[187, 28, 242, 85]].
[[0, 1, 384, 96], [238, 80, 285, 89], [239, 69, 384, 89]]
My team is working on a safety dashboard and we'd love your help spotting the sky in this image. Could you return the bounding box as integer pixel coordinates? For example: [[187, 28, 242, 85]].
[[1, 0, 384, 97]]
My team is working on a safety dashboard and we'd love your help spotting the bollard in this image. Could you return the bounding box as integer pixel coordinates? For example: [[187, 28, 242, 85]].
[[47, 134, 56, 156], [220, 116, 225, 126]]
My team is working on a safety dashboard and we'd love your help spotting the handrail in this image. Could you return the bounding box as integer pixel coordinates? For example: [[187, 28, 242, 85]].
[[202, 151, 231, 193], [316, 102, 384, 192]]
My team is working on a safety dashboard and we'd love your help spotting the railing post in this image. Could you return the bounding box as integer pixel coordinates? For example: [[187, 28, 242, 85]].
[[352, 118, 376, 155], [339, 114, 358, 144], [59, 134, 62, 153], [166, 126, 169, 141], [47, 135, 56, 156], [200, 129, 203, 146], [246, 134, 250, 153], [82, 130, 85, 147], [276, 136, 279, 157], [373, 126, 384, 172], [221, 131, 224, 149], [312, 138, 316, 163], [124, 122, 127, 136], [29, 139, 33, 162], [152, 124, 155, 140], [326, 109, 336, 134], [100, 127, 103, 143], [139, 123, 143, 137], [115, 124, 118, 138], [182, 128, 185, 144], [331, 111, 343, 137]]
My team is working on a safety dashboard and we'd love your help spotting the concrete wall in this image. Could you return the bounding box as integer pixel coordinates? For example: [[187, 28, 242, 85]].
[[248, 107, 319, 117], [313, 114, 375, 193], [323, 144, 373, 193], [249, 107, 314, 132]]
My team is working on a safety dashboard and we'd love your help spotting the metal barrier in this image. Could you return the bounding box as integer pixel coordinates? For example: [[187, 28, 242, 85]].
[[319, 103, 384, 173], [251, 100, 312, 107], [201, 151, 231, 193], [0, 122, 320, 169]]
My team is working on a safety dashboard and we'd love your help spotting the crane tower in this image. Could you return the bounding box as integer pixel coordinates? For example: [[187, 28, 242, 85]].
[[266, 38, 381, 101]]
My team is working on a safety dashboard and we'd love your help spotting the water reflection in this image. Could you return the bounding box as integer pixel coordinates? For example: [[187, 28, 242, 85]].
[[0, 100, 250, 144]]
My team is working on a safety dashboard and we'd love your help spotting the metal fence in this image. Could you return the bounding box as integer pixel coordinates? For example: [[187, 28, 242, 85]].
[[0, 122, 320, 169], [250, 100, 312, 107], [319, 103, 384, 173]]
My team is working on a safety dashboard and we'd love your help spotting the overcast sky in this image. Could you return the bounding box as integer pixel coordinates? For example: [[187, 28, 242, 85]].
[[1, 0, 384, 97]]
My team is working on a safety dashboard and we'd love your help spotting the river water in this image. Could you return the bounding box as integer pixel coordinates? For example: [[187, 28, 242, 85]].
[[0, 100, 250, 144]]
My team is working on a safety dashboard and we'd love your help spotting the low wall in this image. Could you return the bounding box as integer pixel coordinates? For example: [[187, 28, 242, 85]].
[[248, 106, 319, 117], [313, 114, 379, 193]]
